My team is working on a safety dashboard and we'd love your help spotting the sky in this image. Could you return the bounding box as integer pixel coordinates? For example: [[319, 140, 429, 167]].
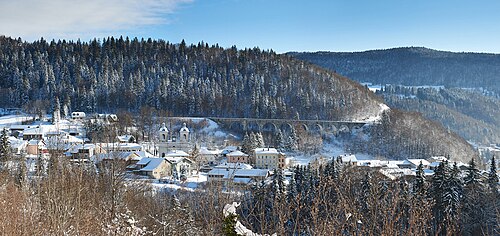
[[1, 0, 500, 53]]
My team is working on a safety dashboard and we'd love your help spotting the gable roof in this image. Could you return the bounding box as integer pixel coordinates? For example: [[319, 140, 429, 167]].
[[227, 150, 248, 157], [255, 148, 279, 155], [406, 159, 431, 166]]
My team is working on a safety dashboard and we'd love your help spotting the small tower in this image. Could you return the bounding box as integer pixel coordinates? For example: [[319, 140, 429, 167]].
[[159, 123, 169, 142], [179, 123, 190, 142]]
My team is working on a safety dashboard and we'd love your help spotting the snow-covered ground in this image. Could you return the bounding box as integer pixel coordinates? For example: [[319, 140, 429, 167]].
[[150, 173, 208, 192], [287, 139, 376, 166], [0, 114, 33, 127], [354, 103, 390, 123]]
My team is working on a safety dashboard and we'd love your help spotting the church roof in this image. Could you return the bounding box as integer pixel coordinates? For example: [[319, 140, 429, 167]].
[[159, 123, 168, 132], [180, 123, 190, 132]]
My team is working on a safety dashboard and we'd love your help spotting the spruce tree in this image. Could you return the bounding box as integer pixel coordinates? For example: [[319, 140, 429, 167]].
[[413, 161, 426, 197], [462, 158, 487, 235], [275, 129, 285, 151], [487, 155, 498, 195], [429, 161, 447, 235]]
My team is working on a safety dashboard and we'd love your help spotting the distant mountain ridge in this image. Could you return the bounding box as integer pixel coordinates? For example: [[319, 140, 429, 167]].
[[290, 47, 499, 147], [289, 47, 500, 94]]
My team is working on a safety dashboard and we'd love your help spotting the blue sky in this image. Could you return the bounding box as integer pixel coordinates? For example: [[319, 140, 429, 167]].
[[1, 0, 500, 53]]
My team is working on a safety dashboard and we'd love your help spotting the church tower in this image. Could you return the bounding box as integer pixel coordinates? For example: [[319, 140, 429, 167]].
[[179, 123, 190, 142], [158, 123, 169, 157]]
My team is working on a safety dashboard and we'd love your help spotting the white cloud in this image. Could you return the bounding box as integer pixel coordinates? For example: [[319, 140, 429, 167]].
[[0, 0, 192, 40]]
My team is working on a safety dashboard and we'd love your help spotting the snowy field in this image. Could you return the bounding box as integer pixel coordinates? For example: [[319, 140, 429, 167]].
[[0, 114, 33, 127]]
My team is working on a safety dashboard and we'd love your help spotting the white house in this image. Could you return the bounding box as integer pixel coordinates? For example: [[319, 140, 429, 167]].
[[71, 112, 86, 120], [165, 156, 194, 179], [254, 148, 286, 169]]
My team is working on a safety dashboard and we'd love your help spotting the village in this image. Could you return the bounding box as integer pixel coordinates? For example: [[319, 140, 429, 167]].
[[0, 109, 480, 190]]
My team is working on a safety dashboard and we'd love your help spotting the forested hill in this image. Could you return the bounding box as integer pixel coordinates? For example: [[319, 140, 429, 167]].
[[0, 36, 382, 121], [289, 47, 500, 95]]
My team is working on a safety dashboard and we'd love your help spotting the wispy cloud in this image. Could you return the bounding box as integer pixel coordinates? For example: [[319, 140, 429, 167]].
[[0, 0, 193, 40]]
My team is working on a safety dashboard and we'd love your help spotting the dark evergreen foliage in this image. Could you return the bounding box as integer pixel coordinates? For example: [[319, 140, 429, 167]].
[[0, 36, 381, 121]]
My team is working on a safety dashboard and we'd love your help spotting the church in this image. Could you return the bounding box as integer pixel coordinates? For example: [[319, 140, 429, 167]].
[[157, 122, 193, 157]]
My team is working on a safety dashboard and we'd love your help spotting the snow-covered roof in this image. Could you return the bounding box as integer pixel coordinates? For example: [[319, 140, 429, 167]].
[[227, 150, 249, 157], [98, 142, 143, 151], [165, 150, 190, 157], [214, 162, 253, 170], [136, 157, 166, 171], [430, 156, 448, 162], [95, 151, 141, 161], [357, 159, 386, 167], [208, 168, 268, 179], [68, 144, 99, 153], [134, 151, 155, 158], [200, 147, 220, 155], [117, 134, 134, 142], [8, 137, 26, 149], [28, 139, 44, 145], [159, 123, 168, 132], [165, 156, 194, 164], [179, 123, 190, 133], [379, 168, 414, 180], [340, 154, 357, 163], [406, 159, 431, 166], [254, 148, 279, 155], [23, 127, 44, 135]]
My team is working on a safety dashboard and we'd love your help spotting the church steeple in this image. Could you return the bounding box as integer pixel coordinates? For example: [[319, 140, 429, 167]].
[[159, 123, 169, 142], [179, 123, 190, 142]]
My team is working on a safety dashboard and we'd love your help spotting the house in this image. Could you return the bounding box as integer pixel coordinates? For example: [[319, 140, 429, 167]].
[[92, 114, 119, 124], [67, 144, 106, 160], [133, 157, 171, 179], [198, 147, 220, 166], [254, 148, 286, 169], [117, 134, 135, 143], [213, 162, 254, 170], [8, 137, 27, 155], [339, 154, 358, 165], [398, 159, 431, 169], [71, 112, 86, 120], [22, 126, 44, 140], [226, 150, 250, 164], [207, 168, 269, 184], [26, 139, 48, 155], [221, 146, 238, 156], [98, 142, 143, 152], [95, 151, 142, 166], [165, 156, 194, 179]]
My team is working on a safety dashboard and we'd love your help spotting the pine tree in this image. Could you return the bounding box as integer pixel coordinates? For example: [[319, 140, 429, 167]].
[[285, 128, 298, 151], [413, 161, 426, 197], [487, 155, 498, 195], [429, 161, 447, 235], [256, 132, 264, 148], [241, 132, 251, 154], [462, 158, 487, 235], [275, 129, 286, 151]]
